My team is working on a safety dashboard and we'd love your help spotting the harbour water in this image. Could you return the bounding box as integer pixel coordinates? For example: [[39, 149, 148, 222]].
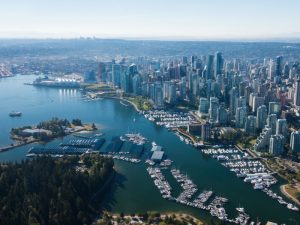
[[0, 75, 300, 224]]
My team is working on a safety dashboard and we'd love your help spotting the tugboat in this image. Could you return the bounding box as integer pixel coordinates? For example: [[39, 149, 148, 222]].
[[9, 111, 22, 117]]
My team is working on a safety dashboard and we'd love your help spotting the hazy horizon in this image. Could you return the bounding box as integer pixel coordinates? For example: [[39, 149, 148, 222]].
[[1, 0, 300, 41]]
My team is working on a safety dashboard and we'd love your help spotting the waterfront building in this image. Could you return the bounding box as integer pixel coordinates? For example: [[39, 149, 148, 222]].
[[245, 115, 257, 136], [235, 107, 247, 128], [132, 74, 142, 95], [154, 83, 164, 108], [201, 122, 211, 141], [112, 64, 121, 87], [290, 131, 300, 151], [209, 97, 219, 122], [254, 126, 272, 152], [217, 105, 228, 125], [97, 62, 106, 82], [199, 97, 209, 114], [256, 105, 268, 129], [269, 135, 285, 155], [167, 83, 176, 104]]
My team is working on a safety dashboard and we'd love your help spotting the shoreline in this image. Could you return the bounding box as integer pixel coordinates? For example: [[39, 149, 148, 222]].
[[0, 124, 96, 154], [280, 184, 300, 206], [105, 212, 204, 224]]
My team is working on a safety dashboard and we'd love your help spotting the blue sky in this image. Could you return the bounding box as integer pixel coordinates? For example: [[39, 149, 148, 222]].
[[0, 0, 299, 40]]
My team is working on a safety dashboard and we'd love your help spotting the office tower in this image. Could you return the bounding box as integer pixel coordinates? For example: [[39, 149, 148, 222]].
[[235, 107, 247, 128], [132, 74, 142, 95], [199, 97, 209, 114], [294, 79, 300, 107], [154, 83, 164, 108], [245, 115, 257, 136], [97, 62, 106, 82], [268, 59, 274, 80], [229, 87, 238, 117], [179, 64, 187, 77], [179, 81, 186, 100], [182, 56, 188, 64], [239, 81, 247, 97], [209, 97, 219, 122], [283, 63, 290, 78], [192, 74, 199, 96], [290, 131, 300, 151], [112, 64, 121, 87], [206, 55, 214, 80], [252, 96, 265, 112], [269, 135, 285, 155], [249, 93, 257, 109], [276, 119, 288, 137], [217, 105, 228, 125], [268, 102, 280, 115], [201, 122, 211, 141], [214, 51, 223, 78], [236, 96, 246, 109], [267, 114, 277, 134], [275, 56, 283, 77], [191, 55, 197, 65], [256, 105, 267, 129], [167, 83, 176, 104]]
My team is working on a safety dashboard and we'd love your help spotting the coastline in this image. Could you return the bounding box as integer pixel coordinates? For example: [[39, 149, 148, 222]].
[[104, 212, 204, 224], [280, 184, 300, 206], [1, 124, 96, 153]]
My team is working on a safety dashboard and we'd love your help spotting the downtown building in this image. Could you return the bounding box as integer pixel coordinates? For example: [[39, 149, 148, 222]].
[[290, 131, 300, 152], [269, 135, 285, 155]]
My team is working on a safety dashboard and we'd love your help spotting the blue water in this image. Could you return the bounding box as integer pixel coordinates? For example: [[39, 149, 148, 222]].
[[0, 75, 299, 224]]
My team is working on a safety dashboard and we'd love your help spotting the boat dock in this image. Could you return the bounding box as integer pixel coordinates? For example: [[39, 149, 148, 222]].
[[60, 138, 105, 150], [28, 146, 92, 155]]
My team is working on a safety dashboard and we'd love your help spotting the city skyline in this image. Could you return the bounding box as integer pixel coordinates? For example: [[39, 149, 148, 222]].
[[1, 0, 300, 41]]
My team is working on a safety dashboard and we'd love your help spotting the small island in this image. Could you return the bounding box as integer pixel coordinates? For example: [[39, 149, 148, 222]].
[[10, 117, 97, 144]]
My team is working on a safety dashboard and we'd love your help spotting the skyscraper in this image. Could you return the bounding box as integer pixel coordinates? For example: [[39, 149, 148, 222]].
[[269, 135, 285, 155], [199, 97, 209, 114], [206, 55, 214, 80], [256, 105, 267, 129], [235, 107, 247, 128], [276, 119, 288, 137], [268, 102, 280, 115], [294, 79, 300, 107], [209, 97, 219, 122], [217, 105, 228, 125], [290, 131, 300, 151], [275, 56, 283, 77], [112, 64, 121, 87], [214, 51, 223, 78], [267, 114, 278, 134], [201, 122, 211, 141], [245, 115, 257, 136]]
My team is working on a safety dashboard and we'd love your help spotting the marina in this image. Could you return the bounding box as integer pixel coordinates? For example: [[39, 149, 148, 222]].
[[142, 110, 196, 129], [1, 75, 300, 224], [147, 166, 251, 224], [201, 146, 299, 212]]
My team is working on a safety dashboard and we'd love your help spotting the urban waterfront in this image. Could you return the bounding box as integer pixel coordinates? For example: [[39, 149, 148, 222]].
[[0, 75, 300, 224]]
